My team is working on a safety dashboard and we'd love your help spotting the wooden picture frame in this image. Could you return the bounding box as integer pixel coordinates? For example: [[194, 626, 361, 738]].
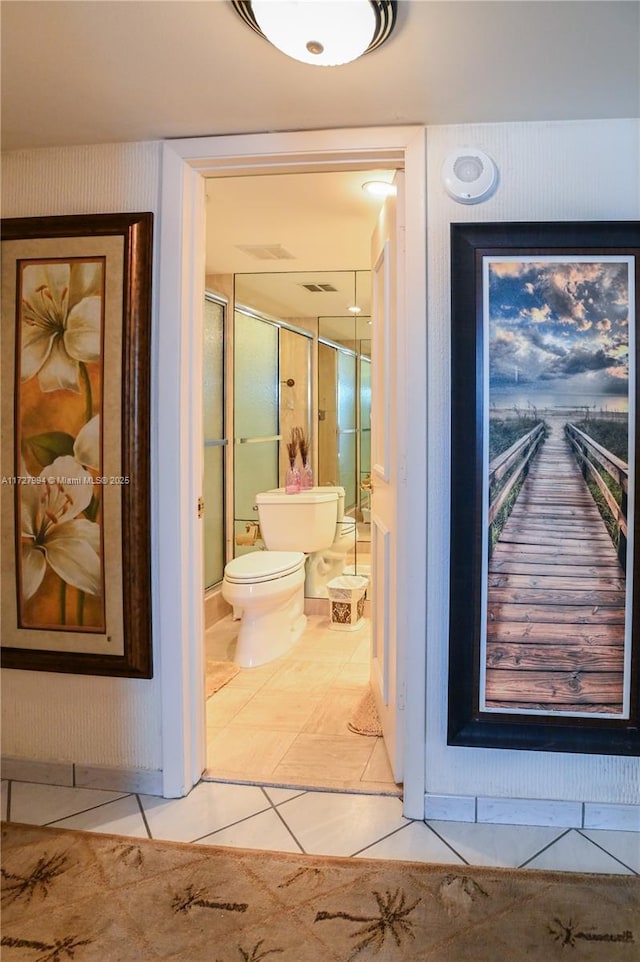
[[448, 221, 640, 754], [1, 212, 153, 677]]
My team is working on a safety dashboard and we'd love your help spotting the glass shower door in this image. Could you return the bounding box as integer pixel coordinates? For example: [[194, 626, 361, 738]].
[[337, 349, 357, 511], [234, 310, 279, 552], [203, 296, 226, 589]]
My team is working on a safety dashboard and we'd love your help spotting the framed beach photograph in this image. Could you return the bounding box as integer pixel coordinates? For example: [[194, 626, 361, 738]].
[[1, 212, 153, 677], [448, 221, 640, 754]]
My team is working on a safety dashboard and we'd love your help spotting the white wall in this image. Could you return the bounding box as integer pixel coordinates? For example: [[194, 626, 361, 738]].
[[425, 118, 640, 804], [1, 142, 164, 771], [2, 121, 639, 802]]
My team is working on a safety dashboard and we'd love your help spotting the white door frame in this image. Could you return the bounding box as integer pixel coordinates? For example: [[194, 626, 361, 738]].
[[157, 127, 427, 818]]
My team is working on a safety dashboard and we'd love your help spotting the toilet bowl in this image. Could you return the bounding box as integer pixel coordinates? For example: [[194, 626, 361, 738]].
[[222, 489, 339, 668], [305, 518, 357, 597], [222, 551, 306, 668]]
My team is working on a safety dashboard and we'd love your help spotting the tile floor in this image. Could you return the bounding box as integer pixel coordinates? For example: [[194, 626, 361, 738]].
[[204, 613, 398, 793], [2, 777, 638, 875], [4, 606, 636, 878]]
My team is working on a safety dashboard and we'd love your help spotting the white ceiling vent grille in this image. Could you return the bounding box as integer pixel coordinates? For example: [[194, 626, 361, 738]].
[[235, 243, 295, 260], [300, 283, 338, 292]]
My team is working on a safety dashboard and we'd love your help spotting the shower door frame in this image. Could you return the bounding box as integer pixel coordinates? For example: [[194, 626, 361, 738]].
[[157, 127, 427, 817]]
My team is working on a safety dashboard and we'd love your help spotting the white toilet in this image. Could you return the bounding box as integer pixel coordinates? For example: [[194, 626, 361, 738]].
[[222, 489, 338, 668], [305, 487, 357, 597]]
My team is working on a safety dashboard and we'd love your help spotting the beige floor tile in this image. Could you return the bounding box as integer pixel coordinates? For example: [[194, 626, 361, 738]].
[[296, 614, 333, 639], [205, 687, 255, 727], [303, 686, 368, 735], [264, 659, 341, 692], [228, 689, 322, 731], [361, 737, 397, 786], [203, 615, 404, 794], [334, 662, 370, 687], [206, 725, 297, 778], [224, 659, 283, 692], [350, 639, 371, 664], [272, 732, 375, 784], [292, 633, 361, 662], [204, 618, 239, 660], [206, 725, 226, 739]]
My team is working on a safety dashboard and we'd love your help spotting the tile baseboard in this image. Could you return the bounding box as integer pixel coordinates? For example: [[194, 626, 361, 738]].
[[424, 792, 640, 832], [75, 765, 163, 796], [583, 802, 640, 832], [424, 793, 476, 822], [204, 587, 232, 628], [477, 796, 582, 828], [1, 755, 163, 797], [1, 756, 74, 788]]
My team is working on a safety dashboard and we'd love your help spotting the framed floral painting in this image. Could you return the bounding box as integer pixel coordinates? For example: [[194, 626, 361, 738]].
[[1, 212, 153, 677]]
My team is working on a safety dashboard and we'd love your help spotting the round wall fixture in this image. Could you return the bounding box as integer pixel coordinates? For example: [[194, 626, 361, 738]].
[[442, 148, 498, 204]]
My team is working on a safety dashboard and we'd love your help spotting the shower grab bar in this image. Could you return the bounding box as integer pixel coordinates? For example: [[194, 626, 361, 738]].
[[236, 435, 282, 444]]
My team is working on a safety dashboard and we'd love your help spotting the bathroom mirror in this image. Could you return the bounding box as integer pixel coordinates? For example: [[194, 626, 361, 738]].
[[233, 270, 372, 598]]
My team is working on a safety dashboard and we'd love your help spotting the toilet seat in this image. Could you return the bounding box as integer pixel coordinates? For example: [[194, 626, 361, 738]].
[[224, 550, 305, 585]]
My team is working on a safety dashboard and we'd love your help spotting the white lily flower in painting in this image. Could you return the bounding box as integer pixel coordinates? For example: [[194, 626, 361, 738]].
[[20, 261, 103, 392], [21, 456, 101, 600], [73, 415, 100, 471]]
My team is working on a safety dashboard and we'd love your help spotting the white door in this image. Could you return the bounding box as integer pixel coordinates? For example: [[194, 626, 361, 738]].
[[369, 171, 404, 782]]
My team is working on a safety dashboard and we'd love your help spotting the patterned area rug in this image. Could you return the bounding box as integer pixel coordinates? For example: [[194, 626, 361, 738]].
[[347, 688, 383, 737], [2, 822, 638, 961], [206, 660, 240, 699]]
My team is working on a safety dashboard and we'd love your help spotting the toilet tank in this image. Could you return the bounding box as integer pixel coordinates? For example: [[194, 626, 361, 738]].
[[270, 485, 346, 521], [311, 486, 346, 521], [256, 490, 338, 552]]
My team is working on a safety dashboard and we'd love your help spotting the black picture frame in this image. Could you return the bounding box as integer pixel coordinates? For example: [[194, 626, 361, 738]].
[[1, 212, 153, 678], [448, 221, 640, 755]]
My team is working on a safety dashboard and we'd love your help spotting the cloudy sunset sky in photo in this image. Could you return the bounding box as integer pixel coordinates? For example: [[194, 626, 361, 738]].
[[487, 257, 631, 411]]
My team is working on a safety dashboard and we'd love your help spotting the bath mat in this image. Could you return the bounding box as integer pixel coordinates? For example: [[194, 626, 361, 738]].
[[206, 660, 240, 698], [2, 821, 638, 962], [348, 687, 383, 736]]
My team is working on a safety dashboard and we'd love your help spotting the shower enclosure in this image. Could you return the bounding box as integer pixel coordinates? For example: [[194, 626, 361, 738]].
[[233, 306, 312, 553], [204, 271, 372, 597]]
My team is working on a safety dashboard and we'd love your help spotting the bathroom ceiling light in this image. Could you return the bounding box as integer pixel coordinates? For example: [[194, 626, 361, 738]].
[[348, 305, 362, 313], [362, 180, 397, 197], [231, 1, 397, 67]]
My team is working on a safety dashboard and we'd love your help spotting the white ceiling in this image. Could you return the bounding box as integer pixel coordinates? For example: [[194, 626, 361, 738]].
[[206, 167, 392, 268], [1, 1, 638, 152], [4, 1, 638, 324], [207, 169, 387, 323]]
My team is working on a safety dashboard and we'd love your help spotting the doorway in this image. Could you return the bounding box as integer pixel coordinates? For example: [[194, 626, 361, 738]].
[[156, 127, 427, 818], [201, 170, 391, 791]]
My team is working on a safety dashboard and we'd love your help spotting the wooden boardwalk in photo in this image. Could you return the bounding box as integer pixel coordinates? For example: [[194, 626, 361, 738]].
[[486, 419, 626, 714]]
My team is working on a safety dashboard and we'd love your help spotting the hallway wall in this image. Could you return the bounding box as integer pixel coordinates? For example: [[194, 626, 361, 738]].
[[1, 141, 163, 773], [424, 117, 640, 806], [2, 121, 639, 807]]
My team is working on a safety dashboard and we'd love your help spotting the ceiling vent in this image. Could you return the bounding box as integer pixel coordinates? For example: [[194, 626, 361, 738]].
[[235, 243, 295, 260], [300, 283, 338, 292]]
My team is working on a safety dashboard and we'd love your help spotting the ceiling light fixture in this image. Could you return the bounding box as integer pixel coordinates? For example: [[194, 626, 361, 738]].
[[232, 1, 397, 67], [348, 305, 362, 313], [362, 180, 397, 198]]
